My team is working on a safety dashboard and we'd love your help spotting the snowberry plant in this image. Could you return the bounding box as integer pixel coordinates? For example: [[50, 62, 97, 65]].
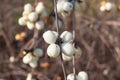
[[18, 2, 46, 30], [18, 0, 88, 80], [42, 0, 88, 80]]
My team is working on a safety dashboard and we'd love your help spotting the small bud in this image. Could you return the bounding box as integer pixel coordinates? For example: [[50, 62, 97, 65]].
[[61, 42, 75, 56], [78, 71, 88, 80], [15, 34, 22, 41], [40, 62, 50, 69], [9, 56, 15, 63], [27, 22, 35, 30], [22, 11, 30, 20], [43, 30, 58, 44], [35, 20, 44, 30], [33, 48, 43, 57], [28, 12, 38, 22], [61, 10, 71, 17], [47, 44, 60, 58], [75, 47, 82, 58]]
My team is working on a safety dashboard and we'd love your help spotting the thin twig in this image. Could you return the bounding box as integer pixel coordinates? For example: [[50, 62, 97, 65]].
[[72, 0, 76, 80], [54, 0, 60, 35], [0, 29, 15, 56], [53, 0, 67, 80]]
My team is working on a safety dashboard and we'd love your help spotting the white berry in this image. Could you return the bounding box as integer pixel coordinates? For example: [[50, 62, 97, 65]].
[[18, 17, 27, 26], [100, 6, 106, 12], [35, 2, 45, 14], [63, 2, 73, 12], [28, 12, 38, 22], [61, 11, 71, 17], [78, 71, 88, 80], [43, 30, 58, 44], [47, 44, 60, 58], [24, 3, 33, 13], [33, 48, 43, 57], [60, 31, 73, 42], [27, 22, 35, 30], [23, 53, 32, 64], [9, 56, 15, 63], [105, 2, 113, 11], [35, 20, 44, 30], [75, 47, 82, 58], [29, 59, 38, 68], [61, 42, 75, 56]]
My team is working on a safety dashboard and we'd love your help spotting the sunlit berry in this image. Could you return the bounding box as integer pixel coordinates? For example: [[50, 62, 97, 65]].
[[61, 42, 75, 56], [28, 12, 38, 22], [24, 3, 33, 13], [60, 31, 73, 42], [77, 71, 88, 80], [18, 17, 27, 26], [35, 2, 45, 14], [47, 44, 60, 58], [35, 20, 44, 30], [43, 30, 58, 44], [27, 21, 35, 30]]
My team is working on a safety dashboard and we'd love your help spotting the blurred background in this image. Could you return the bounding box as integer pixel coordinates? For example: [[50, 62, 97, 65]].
[[0, 0, 120, 80]]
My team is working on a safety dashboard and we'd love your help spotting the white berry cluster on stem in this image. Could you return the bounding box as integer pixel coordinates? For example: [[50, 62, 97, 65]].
[[67, 71, 88, 80], [18, 2, 47, 30], [43, 30, 82, 61], [22, 48, 43, 68], [99, 1, 115, 12]]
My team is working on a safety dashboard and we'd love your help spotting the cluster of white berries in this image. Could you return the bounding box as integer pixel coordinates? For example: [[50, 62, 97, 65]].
[[18, 2, 47, 30], [22, 48, 43, 68], [100, 1, 115, 12], [43, 30, 82, 61], [57, 0, 73, 17], [56, 0, 83, 17], [67, 71, 88, 80]]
